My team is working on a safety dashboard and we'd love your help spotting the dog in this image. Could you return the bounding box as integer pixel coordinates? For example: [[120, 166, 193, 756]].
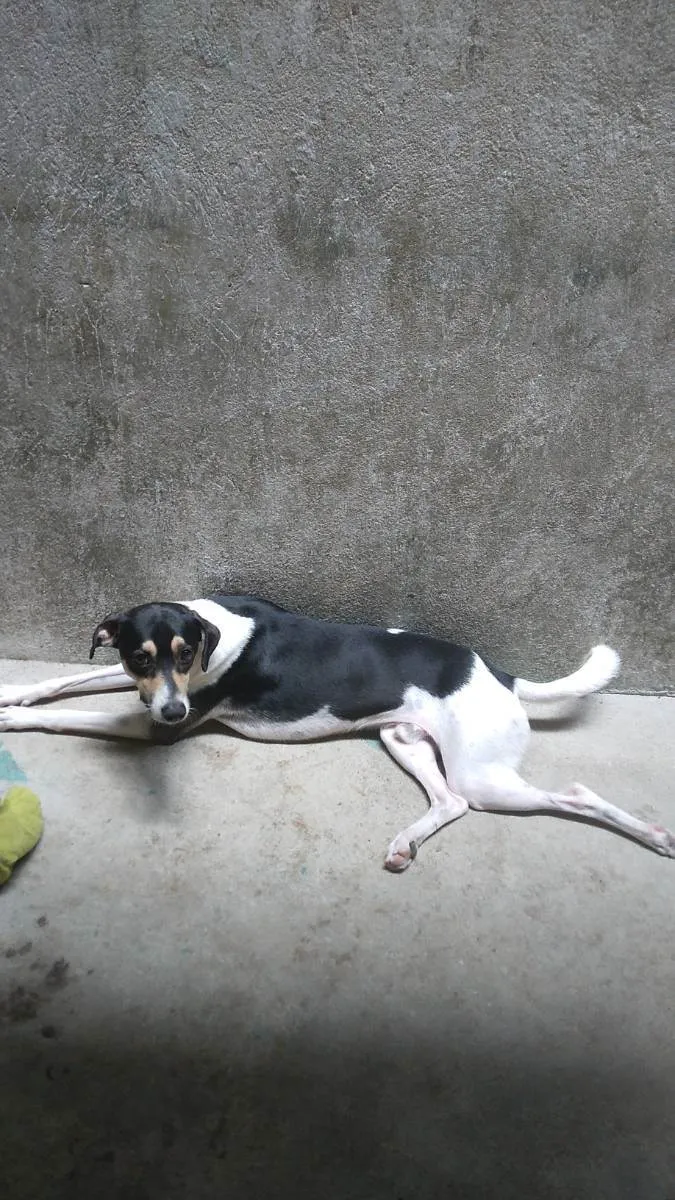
[[0, 593, 673, 870]]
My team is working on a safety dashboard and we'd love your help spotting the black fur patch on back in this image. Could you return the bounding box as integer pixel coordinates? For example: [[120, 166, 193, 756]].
[[189, 596, 483, 724]]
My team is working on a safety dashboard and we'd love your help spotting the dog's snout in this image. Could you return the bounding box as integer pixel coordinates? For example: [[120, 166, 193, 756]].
[[160, 699, 188, 724]]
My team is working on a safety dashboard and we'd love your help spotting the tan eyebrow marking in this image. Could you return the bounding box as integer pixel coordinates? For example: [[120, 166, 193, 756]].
[[137, 677, 162, 699], [141, 640, 158, 657]]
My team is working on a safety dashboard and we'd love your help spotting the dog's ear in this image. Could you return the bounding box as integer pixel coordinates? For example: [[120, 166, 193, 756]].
[[89, 613, 126, 659], [195, 615, 221, 672]]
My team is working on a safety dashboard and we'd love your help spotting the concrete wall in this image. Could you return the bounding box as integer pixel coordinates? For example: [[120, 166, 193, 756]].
[[1, 1, 672, 690]]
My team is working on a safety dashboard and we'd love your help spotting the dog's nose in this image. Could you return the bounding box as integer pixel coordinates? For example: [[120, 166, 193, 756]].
[[160, 700, 187, 724]]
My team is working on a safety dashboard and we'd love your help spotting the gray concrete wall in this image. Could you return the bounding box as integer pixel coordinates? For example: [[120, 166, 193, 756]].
[[1, 1, 672, 691]]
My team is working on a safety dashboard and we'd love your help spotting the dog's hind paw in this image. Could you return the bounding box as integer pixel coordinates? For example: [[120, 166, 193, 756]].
[[384, 836, 418, 873], [649, 825, 675, 858]]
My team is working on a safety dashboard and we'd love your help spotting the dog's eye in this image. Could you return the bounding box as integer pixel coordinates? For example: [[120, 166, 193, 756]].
[[130, 651, 151, 670], [178, 646, 194, 668]]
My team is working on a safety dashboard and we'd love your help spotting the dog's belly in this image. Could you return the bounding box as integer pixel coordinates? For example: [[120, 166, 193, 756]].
[[216, 705, 359, 742], [213, 702, 429, 743]]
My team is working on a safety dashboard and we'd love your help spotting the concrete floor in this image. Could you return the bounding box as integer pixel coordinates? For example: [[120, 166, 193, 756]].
[[1, 660, 674, 1200]]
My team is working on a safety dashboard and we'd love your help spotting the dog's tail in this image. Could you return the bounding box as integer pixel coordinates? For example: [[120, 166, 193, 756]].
[[514, 644, 620, 703]]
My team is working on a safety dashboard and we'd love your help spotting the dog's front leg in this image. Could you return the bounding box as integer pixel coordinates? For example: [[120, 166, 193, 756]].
[[0, 705, 152, 740], [0, 665, 133, 708]]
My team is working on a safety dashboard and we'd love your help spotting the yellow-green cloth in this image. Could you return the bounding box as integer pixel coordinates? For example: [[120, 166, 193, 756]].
[[0, 785, 44, 884]]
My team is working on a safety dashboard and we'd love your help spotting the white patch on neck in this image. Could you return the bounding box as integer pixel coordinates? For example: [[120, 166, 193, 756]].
[[179, 598, 255, 691]]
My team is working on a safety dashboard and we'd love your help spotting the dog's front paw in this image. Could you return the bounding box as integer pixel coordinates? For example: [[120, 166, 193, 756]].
[[0, 685, 39, 708], [384, 835, 418, 873], [0, 706, 31, 732]]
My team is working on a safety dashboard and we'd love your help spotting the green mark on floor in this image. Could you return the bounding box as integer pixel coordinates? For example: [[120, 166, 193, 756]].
[[0, 742, 27, 783]]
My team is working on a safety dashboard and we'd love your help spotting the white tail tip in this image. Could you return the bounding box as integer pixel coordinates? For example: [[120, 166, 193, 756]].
[[515, 643, 621, 702], [585, 644, 621, 685]]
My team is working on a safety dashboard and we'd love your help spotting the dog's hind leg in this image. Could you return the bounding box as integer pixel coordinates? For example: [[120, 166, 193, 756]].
[[380, 724, 468, 872], [466, 768, 675, 857], [0, 665, 133, 708]]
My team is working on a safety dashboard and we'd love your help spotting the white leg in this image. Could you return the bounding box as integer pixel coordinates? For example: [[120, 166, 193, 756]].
[[0, 705, 152, 741], [380, 724, 468, 872], [466, 769, 675, 857], [0, 664, 133, 708]]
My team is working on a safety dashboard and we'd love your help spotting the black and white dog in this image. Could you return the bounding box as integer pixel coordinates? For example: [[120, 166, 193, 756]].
[[0, 594, 672, 869]]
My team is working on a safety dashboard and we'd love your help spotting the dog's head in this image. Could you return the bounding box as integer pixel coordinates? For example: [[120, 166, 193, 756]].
[[89, 602, 220, 725]]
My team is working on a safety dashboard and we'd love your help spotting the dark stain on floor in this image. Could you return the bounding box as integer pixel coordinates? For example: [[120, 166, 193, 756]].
[[1, 956, 72, 1025], [0, 985, 40, 1023], [45, 957, 70, 990]]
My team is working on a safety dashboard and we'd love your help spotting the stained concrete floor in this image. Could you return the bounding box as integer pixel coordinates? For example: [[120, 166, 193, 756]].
[[0, 659, 674, 1200]]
